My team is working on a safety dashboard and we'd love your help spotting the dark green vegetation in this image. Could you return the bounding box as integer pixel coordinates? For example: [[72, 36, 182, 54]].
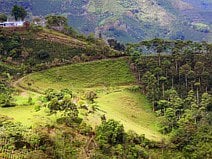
[[0, 26, 120, 74], [0, 0, 211, 42], [128, 39, 212, 158], [11, 4, 27, 21]]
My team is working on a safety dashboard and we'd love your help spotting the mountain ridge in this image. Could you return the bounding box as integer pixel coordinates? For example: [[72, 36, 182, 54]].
[[0, 0, 211, 43]]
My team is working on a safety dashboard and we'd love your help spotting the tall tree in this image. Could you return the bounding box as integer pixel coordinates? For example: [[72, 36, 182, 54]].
[[194, 62, 204, 83], [160, 76, 167, 98], [169, 65, 177, 89], [194, 82, 201, 105], [11, 5, 27, 21], [162, 59, 171, 78], [179, 64, 191, 90]]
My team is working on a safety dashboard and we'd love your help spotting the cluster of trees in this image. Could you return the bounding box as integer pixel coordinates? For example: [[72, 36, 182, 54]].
[[45, 15, 68, 31], [0, 83, 15, 107], [0, 89, 85, 158], [0, 30, 22, 60], [128, 39, 212, 158], [0, 88, 163, 158], [107, 39, 125, 51], [128, 39, 211, 99], [0, 5, 27, 22], [127, 38, 212, 55], [94, 119, 151, 158], [11, 5, 27, 21]]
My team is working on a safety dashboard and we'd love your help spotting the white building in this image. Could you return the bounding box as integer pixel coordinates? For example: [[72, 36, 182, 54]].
[[0, 21, 24, 27]]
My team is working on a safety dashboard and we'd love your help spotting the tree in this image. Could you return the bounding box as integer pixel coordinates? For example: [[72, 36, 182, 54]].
[[169, 65, 177, 89], [87, 33, 96, 43], [85, 91, 97, 103], [96, 119, 125, 147], [162, 59, 171, 77], [45, 15, 68, 31], [194, 82, 201, 105], [11, 5, 27, 21], [164, 107, 176, 131], [0, 13, 7, 22], [153, 67, 162, 85], [37, 49, 50, 60], [142, 71, 159, 104], [200, 93, 211, 112], [184, 90, 196, 110], [107, 39, 125, 51], [157, 100, 171, 115], [160, 76, 167, 98], [153, 38, 165, 66], [194, 61, 204, 83], [179, 64, 191, 90], [0, 84, 15, 107]]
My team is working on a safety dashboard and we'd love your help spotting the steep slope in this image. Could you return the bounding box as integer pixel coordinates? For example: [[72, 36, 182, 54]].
[[0, 0, 211, 42]]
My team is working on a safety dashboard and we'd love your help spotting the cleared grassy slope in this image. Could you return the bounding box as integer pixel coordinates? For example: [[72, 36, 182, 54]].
[[19, 58, 135, 92], [15, 58, 166, 141], [95, 90, 164, 141]]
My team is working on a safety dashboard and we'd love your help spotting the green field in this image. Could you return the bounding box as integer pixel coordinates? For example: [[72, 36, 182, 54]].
[[0, 105, 46, 126], [5, 58, 166, 141], [95, 89, 164, 141], [0, 94, 58, 127], [19, 58, 136, 92]]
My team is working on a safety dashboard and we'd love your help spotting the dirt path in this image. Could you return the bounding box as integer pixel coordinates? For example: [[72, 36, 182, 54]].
[[11, 56, 130, 99], [12, 75, 42, 96], [12, 76, 27, 93]]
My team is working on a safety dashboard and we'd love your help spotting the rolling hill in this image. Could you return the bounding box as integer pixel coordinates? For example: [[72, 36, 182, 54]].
[[14, 58, 165, 141], [0, 0, 211, 43]]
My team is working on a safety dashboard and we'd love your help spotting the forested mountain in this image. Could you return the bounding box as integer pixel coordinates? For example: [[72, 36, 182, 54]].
[[0, 25, 211, 158], [0, 2, 211, 158], [0, 0, 211, 43]]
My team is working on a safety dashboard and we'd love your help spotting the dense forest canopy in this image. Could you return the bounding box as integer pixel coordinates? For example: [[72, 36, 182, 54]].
[[127, 39, 212, 158]]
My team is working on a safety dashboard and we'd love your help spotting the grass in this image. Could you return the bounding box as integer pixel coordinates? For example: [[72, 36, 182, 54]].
[[19, 58, 135, 92], [0, 105, 42, 126], [94, 89, 165, 141], [0, 93, 57, 127], [10, 58, 166, 141]]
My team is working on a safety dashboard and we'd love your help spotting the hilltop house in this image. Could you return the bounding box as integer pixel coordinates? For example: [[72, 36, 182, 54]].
[[0, 21, 29, 27], [0, 21, 30, 29]]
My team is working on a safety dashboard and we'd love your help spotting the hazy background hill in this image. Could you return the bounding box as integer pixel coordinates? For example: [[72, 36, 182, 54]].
[[0, 0, 211, 43]]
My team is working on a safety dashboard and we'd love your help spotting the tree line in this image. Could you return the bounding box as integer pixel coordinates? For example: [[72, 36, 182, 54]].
[[128, 38, 212, 158]]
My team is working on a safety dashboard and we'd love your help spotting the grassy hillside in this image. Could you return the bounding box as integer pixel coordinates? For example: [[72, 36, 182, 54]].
[[95, 90, 164, 141], [15, 58, 165, 141], [18, 58, 135, 91]]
